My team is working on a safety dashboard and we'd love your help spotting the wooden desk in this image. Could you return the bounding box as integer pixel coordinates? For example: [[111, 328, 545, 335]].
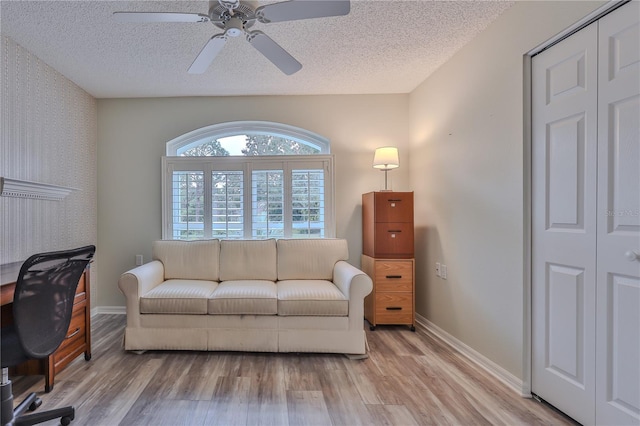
[[0, 261, 22, 305], [1, 262, 92, 392]]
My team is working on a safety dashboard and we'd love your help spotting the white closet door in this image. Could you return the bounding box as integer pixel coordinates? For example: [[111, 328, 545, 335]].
[[595, 3, 640, 425], [532, 22, 598, 425]]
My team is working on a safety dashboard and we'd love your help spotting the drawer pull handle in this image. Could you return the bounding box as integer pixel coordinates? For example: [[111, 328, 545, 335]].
[[66, 328, 80, 339], [388, 230, 402, 233], [386, 275, 402, 279], [386, 307, 402, 311], [388, 199, 402, 202]]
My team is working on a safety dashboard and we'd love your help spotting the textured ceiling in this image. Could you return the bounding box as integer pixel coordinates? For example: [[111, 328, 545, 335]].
[[1, 0, 513, 98]]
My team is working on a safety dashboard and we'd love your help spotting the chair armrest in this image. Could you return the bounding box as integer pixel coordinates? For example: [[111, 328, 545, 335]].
[[333, 260, 373, 330], [118, 260, 164, 327]]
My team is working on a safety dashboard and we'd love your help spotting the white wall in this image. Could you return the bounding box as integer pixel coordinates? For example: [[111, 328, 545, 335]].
[[0, 36, 98, 301], [97, 95, 410, 307], [409, 1, 606, 379]]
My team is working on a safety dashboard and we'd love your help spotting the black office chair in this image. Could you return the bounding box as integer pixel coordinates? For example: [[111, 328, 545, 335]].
[[1, 245, 95, 426]]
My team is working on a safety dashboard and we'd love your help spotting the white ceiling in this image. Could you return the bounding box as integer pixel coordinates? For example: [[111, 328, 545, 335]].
[[1, 0, 513, 98]]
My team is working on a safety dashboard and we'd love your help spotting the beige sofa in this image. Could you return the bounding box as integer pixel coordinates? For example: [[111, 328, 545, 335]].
[[118, 238, 373, 355]]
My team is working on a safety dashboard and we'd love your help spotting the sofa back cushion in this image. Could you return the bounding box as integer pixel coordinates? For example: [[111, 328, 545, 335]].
[[153, 240, 220, 281], [219, 239, 277, 281], [277, 239, 349, 280]]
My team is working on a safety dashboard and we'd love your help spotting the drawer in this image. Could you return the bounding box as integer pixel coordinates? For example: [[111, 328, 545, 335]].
[[54, 300, 86, 358], [375, 292, 413, 324], [375, 261, 413, 292], [74, 273, 86, 304], [374, 192, 413, 223], [373, 222, 414, 257]]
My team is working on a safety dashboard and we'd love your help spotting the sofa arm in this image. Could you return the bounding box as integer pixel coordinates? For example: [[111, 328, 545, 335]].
[[118, 260, 165, 327], [333, 261, 373, 330]]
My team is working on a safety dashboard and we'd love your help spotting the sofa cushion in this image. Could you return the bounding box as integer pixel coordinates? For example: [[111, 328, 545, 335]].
[[277, 239, 349, 281], [209, 280, 278, 315], [219, 239, 277, 281], [153, 240, 220, 281], [140, 279, 218, 314], [277, 280, 348, 316]]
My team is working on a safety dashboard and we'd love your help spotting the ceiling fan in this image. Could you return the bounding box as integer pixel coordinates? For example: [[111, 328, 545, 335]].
[[113, 0, 350, 75]]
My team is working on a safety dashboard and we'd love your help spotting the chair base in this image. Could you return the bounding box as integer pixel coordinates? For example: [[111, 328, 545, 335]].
[[1, 379, 75, 426]]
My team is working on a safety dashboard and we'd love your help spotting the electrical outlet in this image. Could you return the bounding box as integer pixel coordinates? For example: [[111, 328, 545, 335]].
[[441, 264, 448, 280], [435, 262, 441, 277], [135, 254, 144, 266]]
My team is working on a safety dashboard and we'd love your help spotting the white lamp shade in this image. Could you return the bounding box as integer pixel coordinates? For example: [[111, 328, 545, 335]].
[[373, 147, 399, 170]]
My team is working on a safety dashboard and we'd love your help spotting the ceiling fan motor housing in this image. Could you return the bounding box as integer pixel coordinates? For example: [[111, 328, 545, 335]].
[[211, 2, 256, 31]]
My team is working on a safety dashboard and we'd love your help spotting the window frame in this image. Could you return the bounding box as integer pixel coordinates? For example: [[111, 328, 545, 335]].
[[162, 155, 335, 240]]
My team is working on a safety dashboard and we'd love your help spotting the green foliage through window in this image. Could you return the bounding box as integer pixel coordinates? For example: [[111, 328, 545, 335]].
[[179, 134, 320, 157]]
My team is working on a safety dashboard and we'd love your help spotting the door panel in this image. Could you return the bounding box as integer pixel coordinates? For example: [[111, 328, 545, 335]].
[[596, 3, 640, 425], [546, 263, 585, 385], [546, 113, 586, 229], [532, 21, 598, 426]]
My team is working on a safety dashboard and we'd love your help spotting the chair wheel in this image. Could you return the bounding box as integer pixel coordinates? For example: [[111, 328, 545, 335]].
[[60, 415, 73, 425], [28, 397, 42, 411]]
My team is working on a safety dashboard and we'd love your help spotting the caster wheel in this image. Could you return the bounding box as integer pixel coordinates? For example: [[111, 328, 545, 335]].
[[84, 353, 92, 361], [60, 412, 74, 426], [369, 325, 376, 331], [28, 397, 42, 412], [410, 325, 416, 332]]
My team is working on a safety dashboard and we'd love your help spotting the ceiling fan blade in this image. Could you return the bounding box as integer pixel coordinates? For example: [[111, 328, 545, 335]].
[[113, 12, 212, 23], [255, 1, 350, 23], [188, 35, 228, 74], [247, 31, 302, 75]]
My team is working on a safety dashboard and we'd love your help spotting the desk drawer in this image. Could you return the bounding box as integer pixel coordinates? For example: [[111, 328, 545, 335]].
[[375, 293, 413, 324], [53, 300, 86, 366], [373, 192, 414, 223], [375, 260, 413, 292], [373, 223, 414, 258], [74, 273, 86, 304]]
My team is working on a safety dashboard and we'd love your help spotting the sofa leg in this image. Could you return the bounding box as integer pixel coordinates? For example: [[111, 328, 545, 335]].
[[131, 350, 147, 355], [344, 353, 369, 360]]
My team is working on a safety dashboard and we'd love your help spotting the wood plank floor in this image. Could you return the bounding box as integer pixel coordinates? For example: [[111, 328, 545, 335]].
[[10, 315, 575, 425]]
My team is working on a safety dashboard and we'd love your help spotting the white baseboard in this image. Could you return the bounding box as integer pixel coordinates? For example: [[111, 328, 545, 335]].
[[415, 313, 528, 397], [91, 306, 126, 317]]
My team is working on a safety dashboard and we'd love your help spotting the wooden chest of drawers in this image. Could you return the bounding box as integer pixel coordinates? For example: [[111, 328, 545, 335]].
[[362, 256, 415, 331], [362, 191, 415, 330]]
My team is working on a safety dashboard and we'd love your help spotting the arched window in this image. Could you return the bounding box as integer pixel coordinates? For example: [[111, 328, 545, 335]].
[[162, 121, 334, 240], [166, 121, 330, 156]]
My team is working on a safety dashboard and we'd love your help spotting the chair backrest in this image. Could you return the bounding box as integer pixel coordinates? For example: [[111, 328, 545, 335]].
[[13, 245, 95, 359]]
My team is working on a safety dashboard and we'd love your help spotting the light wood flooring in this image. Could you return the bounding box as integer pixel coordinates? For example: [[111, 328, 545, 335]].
[[10, 315, 575, 425]]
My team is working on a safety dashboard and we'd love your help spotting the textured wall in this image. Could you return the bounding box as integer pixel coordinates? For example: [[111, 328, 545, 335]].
[[0, 36, 97, 293]]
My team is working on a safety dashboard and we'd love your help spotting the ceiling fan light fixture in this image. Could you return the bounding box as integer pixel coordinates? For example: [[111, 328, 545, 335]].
[[225, 16, 245, 37]]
